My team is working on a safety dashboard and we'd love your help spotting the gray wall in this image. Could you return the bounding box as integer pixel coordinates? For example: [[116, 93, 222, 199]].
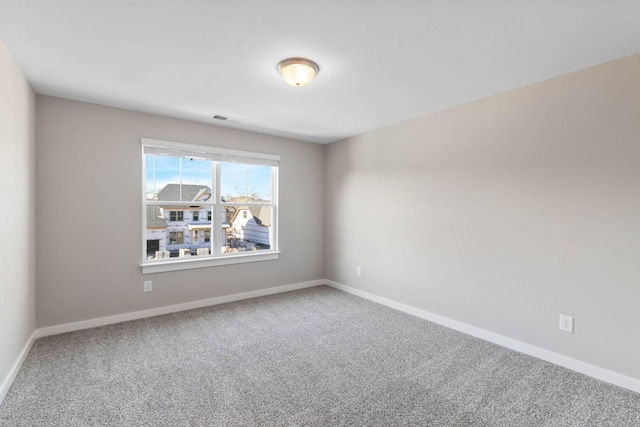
[[36, 96, 325, 328], [0, 41, 36, 390], [7, 42, 639, 390], [325, 54, 640, 379]]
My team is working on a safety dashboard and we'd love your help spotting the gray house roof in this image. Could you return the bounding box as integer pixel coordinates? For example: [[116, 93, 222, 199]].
[[156, 184, 212, 202], [146, 206, 167, 229], [249, 206, 272, 227]]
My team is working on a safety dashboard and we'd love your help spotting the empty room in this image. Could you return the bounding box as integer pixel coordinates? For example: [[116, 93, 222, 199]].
[[1, 1, 639, 425]]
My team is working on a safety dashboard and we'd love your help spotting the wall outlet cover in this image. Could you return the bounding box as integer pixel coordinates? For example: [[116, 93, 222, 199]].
[[559, 314, 574, 333]]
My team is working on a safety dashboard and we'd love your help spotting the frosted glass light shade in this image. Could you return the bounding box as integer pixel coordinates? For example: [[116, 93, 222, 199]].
[[277, 58, 319, 87]]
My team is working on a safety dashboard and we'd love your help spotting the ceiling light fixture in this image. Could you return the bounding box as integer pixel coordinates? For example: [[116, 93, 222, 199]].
[[277, 57, 320, 87]]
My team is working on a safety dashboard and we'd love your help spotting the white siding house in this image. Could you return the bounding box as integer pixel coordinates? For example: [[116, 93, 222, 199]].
[[146, 187, 271, 257], [243, 207, 272, 246], [145, 184, 215, 258]]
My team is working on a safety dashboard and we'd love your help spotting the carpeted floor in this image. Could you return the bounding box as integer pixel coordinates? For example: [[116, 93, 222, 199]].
[[1, 286, 639, 426]]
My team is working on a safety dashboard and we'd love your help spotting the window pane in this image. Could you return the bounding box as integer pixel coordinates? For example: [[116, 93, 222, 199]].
[[145, 155, 181, 200], [221, 162, 272, 203], [222, 205, 272, 253], [145, 205, 213, 260], [146, 206, 167, 258], [146, 154, 212, 202], [181, 158, 212, 202]]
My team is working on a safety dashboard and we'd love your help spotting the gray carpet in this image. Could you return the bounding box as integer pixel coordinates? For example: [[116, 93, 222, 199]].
[[1, 286, 639, 426]]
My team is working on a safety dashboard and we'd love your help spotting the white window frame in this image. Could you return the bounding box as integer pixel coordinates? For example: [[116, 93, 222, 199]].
[[141, 138, 280, 274]]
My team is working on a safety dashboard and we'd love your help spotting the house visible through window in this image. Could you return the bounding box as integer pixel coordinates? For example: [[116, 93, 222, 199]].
[[142, 138, 279, 273]]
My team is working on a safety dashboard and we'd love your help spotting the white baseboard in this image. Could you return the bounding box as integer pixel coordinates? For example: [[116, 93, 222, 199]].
[[0, 331, 36, 405], [35, 279, 324, 338], [8, 278, 637, 408], [2, 280, 323, 406], [326, 280, 640, 395]]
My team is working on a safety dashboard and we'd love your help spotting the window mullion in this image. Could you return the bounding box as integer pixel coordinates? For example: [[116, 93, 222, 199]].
[[213, 161, 222, 254], [271, 166, 278, 250], [179, 157, 183, 201], [142, 146, 148, 263]]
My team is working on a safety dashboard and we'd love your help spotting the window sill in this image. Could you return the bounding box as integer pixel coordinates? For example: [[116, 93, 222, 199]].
[[141, 251, 280, 274]]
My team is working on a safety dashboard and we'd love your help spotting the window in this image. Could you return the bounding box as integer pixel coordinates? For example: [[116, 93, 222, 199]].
[[169, 211, 183, 222], [142, 138, 279, 273], [169, 231, 184, 244]]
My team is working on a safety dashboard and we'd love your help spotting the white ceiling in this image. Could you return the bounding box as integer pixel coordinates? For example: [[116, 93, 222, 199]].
[[1, 1, 640, 144]]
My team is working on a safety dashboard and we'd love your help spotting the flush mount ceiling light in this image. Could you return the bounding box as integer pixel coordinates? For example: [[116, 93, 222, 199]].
[[277, 57, 320, 87]]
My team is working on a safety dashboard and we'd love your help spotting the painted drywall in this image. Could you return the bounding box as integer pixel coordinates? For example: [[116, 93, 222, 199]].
[[0, 40, 36, 393], [325, 54, 640, 380], [36, 96, 325, 327]]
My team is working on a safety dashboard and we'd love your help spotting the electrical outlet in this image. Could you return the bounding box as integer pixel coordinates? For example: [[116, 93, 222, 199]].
[[356, 266, 362, 277], [143, 281, 152, 293], [559, 315, 574, 333]]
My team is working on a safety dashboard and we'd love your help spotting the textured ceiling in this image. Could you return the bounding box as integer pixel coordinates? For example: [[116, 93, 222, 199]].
[[1, 1, 640, 143]]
